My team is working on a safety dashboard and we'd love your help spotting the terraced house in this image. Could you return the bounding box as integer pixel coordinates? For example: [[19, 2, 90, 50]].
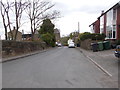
[[89, 1, 120, 40]]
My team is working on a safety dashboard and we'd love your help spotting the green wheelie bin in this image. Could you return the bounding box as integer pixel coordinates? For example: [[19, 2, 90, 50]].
[[98, 42, 104, 51], [103, 41, 110, 50]]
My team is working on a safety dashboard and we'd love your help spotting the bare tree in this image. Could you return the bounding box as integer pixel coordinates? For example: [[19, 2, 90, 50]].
[[26, 0, 60, 40], [0, 0, 28, 40], [0, 0, 60, 41], [5, 1, 14, 40], [14, 0, 29, 40], [0, 0, 10, 40]]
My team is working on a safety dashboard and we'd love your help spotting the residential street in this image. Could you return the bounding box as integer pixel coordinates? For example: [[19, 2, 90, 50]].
[[2, 47, 118, 88]]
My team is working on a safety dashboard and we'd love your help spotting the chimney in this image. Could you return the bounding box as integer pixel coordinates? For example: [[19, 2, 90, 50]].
[[101, 10, 104, 15]]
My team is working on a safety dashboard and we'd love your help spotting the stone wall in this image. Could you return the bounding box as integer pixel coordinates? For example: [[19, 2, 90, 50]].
[[2, 40, 48, 58], [0, 41, 2, 61]]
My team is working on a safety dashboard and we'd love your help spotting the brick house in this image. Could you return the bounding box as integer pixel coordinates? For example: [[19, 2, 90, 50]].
[[89, 1, 120, 40], [89, 20, 100, 33]]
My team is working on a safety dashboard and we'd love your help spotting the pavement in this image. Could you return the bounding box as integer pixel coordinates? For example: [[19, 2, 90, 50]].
[[76, 47, 119, 86], [76, 47, 115, 58]]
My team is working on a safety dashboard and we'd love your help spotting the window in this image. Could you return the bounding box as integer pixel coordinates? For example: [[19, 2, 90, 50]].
[[106, 9, 117, 39], [100, 16, 104, 34], [113, 25, 116, 38], [90, 25, 94, 33]]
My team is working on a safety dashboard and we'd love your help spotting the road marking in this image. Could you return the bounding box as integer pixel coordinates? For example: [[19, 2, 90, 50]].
[[86, 56, 112, 77]]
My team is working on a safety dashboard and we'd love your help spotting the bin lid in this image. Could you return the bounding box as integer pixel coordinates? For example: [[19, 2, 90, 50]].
[[98, 42, 103, 43], [104, 41, 109, 42]]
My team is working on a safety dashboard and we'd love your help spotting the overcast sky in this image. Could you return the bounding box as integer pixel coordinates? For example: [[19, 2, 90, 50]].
[[0, 0, 120, 39]]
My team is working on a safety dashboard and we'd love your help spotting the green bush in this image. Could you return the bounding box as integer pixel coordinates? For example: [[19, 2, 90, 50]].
[[41, 33, 55, 47], [79, 32, 91, 41], [91, 33, 106, 40], [79, 32, 106, 41]]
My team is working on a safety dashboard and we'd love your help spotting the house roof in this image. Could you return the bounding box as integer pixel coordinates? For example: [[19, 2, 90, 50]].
[[89, 1, 120, 27], [89, 20, 97, 27], [98, 1, 120, 19], [8, 29, 22, 34]]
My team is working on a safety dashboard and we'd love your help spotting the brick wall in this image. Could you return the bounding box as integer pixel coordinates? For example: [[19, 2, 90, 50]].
[[95, 19, 100, 33], [117, 7, 120, 40]]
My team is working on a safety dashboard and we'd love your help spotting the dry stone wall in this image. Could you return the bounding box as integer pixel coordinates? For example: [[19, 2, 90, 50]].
[[2, 40, 48, 58]]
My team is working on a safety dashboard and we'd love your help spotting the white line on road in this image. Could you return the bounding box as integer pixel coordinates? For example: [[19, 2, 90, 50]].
[[86, 56, 112, 77]]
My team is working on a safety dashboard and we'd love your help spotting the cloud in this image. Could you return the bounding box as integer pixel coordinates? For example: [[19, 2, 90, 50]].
[[1, 0, 120, 38]]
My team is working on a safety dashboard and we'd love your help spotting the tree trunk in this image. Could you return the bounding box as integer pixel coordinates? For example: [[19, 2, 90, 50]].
[[14, 1, 18, 41], [2, 15, 8, 40], [7, 12, 13, 40]]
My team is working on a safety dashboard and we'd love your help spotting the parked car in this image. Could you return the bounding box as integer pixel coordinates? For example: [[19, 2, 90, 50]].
[[68, 42, 75, 48], [58, 43, 62, 47], [114, 45, 120, 58]]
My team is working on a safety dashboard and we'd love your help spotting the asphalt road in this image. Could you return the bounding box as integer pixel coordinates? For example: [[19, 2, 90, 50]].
[[2, 47, 118, 88]]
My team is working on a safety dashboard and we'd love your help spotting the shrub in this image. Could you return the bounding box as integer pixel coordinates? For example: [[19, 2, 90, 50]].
[[91, 33, 106, 40], [79, 32, 91, 41], [41, 33, 55, 47], [79, 32, 106, 41]]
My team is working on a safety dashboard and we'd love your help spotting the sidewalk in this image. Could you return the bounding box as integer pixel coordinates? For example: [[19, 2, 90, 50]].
[[76, 47, 118, 85], [76, 47, 115, 58]]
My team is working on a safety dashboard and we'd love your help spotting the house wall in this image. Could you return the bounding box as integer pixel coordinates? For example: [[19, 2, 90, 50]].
[[90, 2, 120, 40], [54, 29, 61, 42], [8, 30, 22, 41], [95, 20, 100, 33], [104, 14, 107, 34], [117, 7, 120, 40], [55, 33, 60, 42]]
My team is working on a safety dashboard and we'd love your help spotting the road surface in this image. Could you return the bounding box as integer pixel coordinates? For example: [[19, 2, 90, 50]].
[[2, 47, 118, 88]]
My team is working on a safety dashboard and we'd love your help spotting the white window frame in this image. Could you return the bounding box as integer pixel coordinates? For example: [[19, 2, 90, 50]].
[[105, 9, 117, 39]]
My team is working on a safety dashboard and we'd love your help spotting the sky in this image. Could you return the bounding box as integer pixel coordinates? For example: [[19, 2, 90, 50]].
[[0, 0, 120, 39]]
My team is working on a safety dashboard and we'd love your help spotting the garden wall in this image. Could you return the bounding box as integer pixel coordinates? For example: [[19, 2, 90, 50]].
[[80, 39, 98, 50], [2, 40, 48, 58]]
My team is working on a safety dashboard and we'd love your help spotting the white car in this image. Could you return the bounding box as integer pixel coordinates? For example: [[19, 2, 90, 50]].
[[68, 42, 75, 48], [58, 43, 62, 47]]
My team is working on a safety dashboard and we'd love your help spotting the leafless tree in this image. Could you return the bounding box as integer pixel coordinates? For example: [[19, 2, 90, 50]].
[[14, 0, 29, 40], [1, 0, 60, 41], [0, 0, 29, 40], [26, 0, 60, 40], [0, 0, 13, 40]]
